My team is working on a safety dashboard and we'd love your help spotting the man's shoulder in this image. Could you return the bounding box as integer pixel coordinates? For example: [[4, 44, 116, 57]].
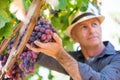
[[114, 50, 120, 58], [108, 50, 120, 61]]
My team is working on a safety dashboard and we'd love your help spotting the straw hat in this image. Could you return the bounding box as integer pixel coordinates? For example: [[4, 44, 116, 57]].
[[66, 12, 105, 37]]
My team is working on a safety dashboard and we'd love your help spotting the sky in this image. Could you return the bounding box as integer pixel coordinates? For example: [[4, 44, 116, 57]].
[[101, 0, 120, 12]]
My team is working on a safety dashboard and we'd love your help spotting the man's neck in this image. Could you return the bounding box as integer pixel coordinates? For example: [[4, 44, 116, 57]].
[[81, 43, 105, 59]]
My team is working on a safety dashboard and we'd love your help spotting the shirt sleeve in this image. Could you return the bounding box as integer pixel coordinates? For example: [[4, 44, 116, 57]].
[[78, 54, 120, 80], [36, 53, 67, 74]]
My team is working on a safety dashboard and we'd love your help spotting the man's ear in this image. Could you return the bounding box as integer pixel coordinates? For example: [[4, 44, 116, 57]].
[[71, 34, 79, 42]]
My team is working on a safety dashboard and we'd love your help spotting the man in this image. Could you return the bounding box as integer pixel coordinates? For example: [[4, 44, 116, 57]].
[[10, 1, 120, 80], [26, 12, 120, 80]]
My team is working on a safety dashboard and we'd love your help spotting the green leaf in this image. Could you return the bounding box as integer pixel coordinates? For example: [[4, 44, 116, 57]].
[[77, 0, 82, 8], [0, 23, 14, 40], [67, 0, 77, 8], [80, 0, 89, 12], [51, 17, 63, 30], [60, 16, 69, 29], [61, 16, 68, 23], [0, 9, 10, 29], [23, 0, 31, 11], [24, 74, 32, 80], [48, 70, 53, 80], [63, 36, 74, 51], [55, 0, 67, 10], [0, 0, 9, 10], [34, 64, 40, 74], [80, 6, 88, 12]]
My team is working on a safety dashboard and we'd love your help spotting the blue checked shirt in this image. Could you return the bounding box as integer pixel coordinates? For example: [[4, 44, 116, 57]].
[[36, 41, 120, 80]]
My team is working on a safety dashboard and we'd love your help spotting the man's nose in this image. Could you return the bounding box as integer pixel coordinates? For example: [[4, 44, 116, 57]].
[[88, 25, 95, 34]]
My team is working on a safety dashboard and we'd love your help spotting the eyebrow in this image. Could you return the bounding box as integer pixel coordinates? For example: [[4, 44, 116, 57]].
[[80, 19, 99, 24]]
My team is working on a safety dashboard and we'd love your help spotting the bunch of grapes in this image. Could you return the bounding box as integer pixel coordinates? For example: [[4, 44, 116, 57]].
[[29, 16, 56, 44], [7, 38, 16, 53], [6, 16, 57, 78], [19, 16, 57, 73], [5, 62, 24, 80], [19, 49, 37, 73], [0, 54, 8, 70], [0, 54, 24, 80]]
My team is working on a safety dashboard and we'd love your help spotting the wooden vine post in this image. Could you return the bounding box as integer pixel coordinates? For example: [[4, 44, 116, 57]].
[[0, 22, 23, 54], [0, 0, 44, 79]]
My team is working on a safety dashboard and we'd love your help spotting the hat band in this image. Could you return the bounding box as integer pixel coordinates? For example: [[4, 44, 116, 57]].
[[71, 12, 95, 24]]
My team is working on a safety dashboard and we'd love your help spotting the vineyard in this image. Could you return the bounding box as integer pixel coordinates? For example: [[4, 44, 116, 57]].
[[0, 0, 101, 80]]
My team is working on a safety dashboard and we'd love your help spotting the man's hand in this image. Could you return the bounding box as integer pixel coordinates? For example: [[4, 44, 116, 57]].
[[26, 33, 63, 59], [9, 0, 26, 21]]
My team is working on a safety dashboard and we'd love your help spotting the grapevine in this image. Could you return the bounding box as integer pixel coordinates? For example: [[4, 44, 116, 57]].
[[0, 9, 57, 80]]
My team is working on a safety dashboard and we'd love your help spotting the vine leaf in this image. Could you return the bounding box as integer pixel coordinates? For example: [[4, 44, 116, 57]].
[[0, 9, 10, 29], [80, 0, 89, 12], [0, 23, 13, 39], [55, 0, 67, 10], [0, 0, 9, 10]]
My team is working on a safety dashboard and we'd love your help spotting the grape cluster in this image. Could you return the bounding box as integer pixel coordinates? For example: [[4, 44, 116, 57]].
[[0, 54, 8, 70], [0, 54, 24, 80], [7, 38, 17, 53], [30, 16, 56, 44], [3, 16, 57, 79], [19, 16, 56, 74], [7, 38, 36, 74], [6, 62, 24, 80], [19, 49, 37, 73]]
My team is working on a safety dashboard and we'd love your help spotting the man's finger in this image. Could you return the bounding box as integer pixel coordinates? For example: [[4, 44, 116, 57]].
[[26, 44, 49, 54], [26, 44, 41, 53], [52, 33, 62, 45], [34, 41, 47, 48]]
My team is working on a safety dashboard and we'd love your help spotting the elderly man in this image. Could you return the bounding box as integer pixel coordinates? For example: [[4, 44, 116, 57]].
[[26, 12, 120, 80]]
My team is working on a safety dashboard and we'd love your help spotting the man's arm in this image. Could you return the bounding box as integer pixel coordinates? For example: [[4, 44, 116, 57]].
[[56, 48, 82, 80]]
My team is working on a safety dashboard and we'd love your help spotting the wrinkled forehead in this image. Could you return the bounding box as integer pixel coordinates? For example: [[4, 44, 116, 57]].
[[73, 18, 100, 28], [79, 18, 100, 24], [71, 18, 100, 35]]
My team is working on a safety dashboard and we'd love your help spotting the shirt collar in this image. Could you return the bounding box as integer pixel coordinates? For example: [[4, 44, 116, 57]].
[[79, 41, 116, 59], [96, 41, 116, 58]]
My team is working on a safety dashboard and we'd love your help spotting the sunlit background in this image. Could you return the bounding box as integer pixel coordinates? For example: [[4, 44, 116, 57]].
[[101, 0, 120, 50]]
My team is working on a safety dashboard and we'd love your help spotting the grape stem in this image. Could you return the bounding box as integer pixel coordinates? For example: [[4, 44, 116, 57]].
[[0, 0, 44, 79]]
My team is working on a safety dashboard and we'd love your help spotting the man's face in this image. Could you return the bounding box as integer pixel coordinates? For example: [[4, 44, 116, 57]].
[[71, 18, 102, 48]]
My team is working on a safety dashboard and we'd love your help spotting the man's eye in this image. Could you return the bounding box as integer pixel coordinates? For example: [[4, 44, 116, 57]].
[[92, 22, 98, 25], [92, 22, 97, 25], [81, 25, 87, 28]]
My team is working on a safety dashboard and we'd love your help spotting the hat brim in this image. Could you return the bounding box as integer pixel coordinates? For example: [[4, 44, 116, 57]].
[[66, 15, 105, 37]]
